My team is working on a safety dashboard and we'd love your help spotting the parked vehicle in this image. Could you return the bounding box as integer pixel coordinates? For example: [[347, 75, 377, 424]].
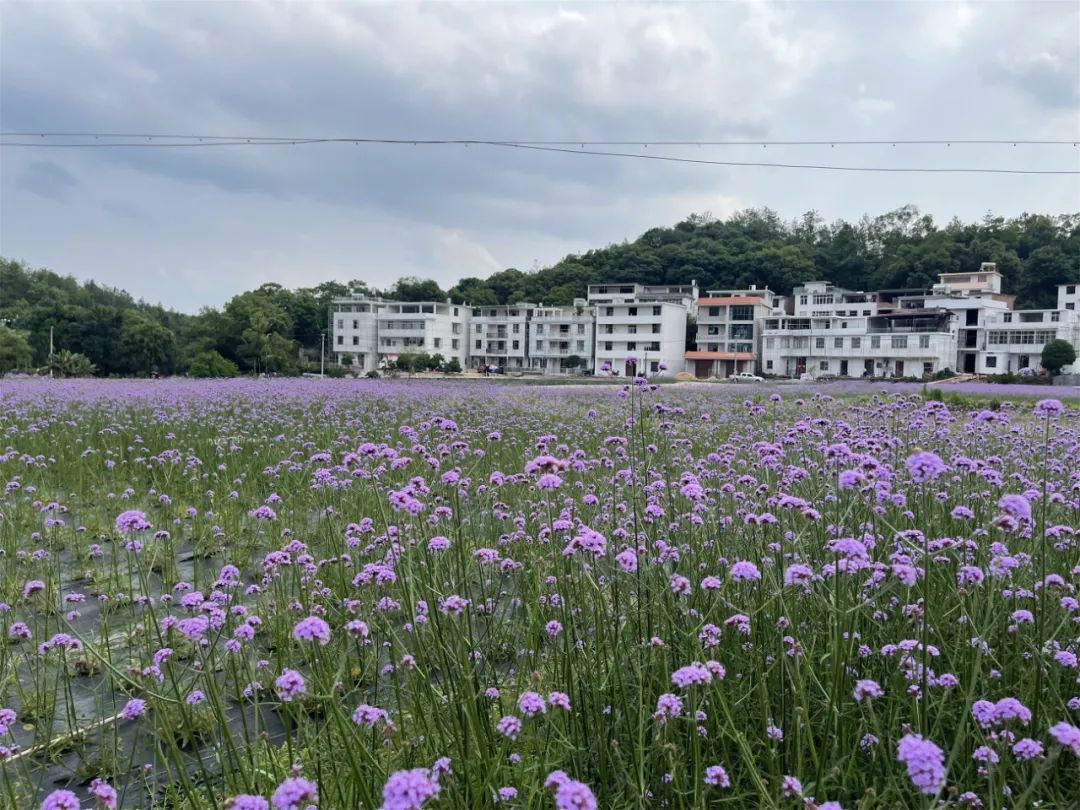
[[732, 371, 764, 382]]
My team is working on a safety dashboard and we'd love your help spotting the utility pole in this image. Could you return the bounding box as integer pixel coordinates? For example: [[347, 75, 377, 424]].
[[320, 331, 326, 377], [49, 326, 54, 378]]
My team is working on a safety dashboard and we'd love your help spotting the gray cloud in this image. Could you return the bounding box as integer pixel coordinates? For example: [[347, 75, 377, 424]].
[[1, 1, 1077, 312]]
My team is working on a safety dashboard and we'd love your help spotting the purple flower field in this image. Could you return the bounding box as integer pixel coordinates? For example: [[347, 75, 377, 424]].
[[1, 378, 1078, 809]]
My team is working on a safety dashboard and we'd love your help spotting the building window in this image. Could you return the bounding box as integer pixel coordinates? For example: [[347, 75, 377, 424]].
[[766, 360, 773, 369], [337, 319, 344, 329], [576, 341, 584, 351], [765, 337, 774, 349], [453, 308, 459, 316], [352, 336, 359, 345], [891, 336, 908, 349], [513, 323, 520, 333], [535, 324, 544, 334], [923, 362, 933, 377], [536, 340, 544, 350], [352, 320, 359, 329], [336, 335, 343, 345], [708, 326, 720, 336], [919, 335, 930, 348], [851, 337, 861, 348], [815, 337, 825, 349], [604, 341, 612, 351], [834, 338, 843, 349], [512, 340, 519, 350], [652, 324, 660, 333], [433, 338, 441, 349], [452, 339, 459, 349], [650, 361, 659, 373], [475, 340, 482, 349], [627, 307, 638, 317], [648, 342, 659, 351], [1068, 285, 1077, 295], [730, 305, 753, 321], [652, 306, 661, 316], [577, 323, 585, 334], [986, 355, 997, 368], [628, 325, 637, 335], [871, 336, 881, 349], [708, 306, 719, 317], [820, 360, 829, 370], [627, 342, 636, 351], [799, 295, 808, 305], [1003, 313, 1012, 323], [1067, 303, 1076, 310], [863, 310, 871, 316], [1051, 311, 1060, 322]]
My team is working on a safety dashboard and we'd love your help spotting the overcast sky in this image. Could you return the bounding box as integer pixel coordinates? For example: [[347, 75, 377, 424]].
[[2, 1, 1078, 313]]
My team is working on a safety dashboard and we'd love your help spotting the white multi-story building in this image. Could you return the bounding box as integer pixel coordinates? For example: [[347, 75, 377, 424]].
[[762, 281, 956, 379], [589, 283, 696, 377], [377, 300, 469, 368], [331, 295, 386, 372], [470, 304, 532, 372], [529, 300, 595, 374], [685, 287, 778, 378]]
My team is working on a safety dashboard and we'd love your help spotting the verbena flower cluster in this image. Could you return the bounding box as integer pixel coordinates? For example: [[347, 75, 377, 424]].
[[0, 378, 1076, 809]]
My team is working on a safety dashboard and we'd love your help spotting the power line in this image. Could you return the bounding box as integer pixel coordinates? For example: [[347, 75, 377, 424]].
[[1, 132, 1077, 175]]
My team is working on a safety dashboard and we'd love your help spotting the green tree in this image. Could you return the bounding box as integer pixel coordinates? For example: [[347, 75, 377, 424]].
[[444, 357, 462, 374], [187, 350, 240, 378], [1041, 339, 1077, 376], [48, 349, 96, 377], [390, 277, 446, 302], [119, 311, 176, 375], [0, 324, 33, 373]]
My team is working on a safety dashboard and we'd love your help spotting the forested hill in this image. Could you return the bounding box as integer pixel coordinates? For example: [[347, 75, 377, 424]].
[[447, 207, 1079, 309], [1, 206, 1077, 376]]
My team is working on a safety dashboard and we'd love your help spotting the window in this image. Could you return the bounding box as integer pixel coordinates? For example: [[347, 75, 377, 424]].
[[512, 340, 519, 350], [628, 307, 638, 317], [336, 335, 343, 345], [923, 362, 933, 377], [535, 324, 544, 334], [337, 319, 344, 329], [986, 355, 997, 368], [851, 337, 861, 349], [820, 361, 829, 370], [652, 306, 661, 316], [730, 306, 754, 321], [628, 325, 637, 335], [604, 341, 613, 351], [871, 336, 881, 349], [652, 324, 661, 333], [813, 295, 834, 305], [1003, 313, 1012, 323], [891, 336, 908, 349], [513, 323, 520, 333], [648, 342, 660, 351], [841, 321, 848, 329], [708, 306, 720, 317], [919, 335, 930, 349], [799, 295, 808, 306], [766, 360, 773, 369], [1051, 311, 1061, 322], [1068, 303, 1076, 310], [765, 337, 775, 349], [475, 340, 482, 349], [536, 340, 544, 350], [605, 307, 614, 317], [452, 339, 459, 350], [627, 342, 637, 351], [863, 310, 871, 316], [707, 325, 720, 336], [576, 341, 585, 351], [352, 320, 359, 329], [650, 361, 659, 373], [834, 338, 843, 349], [1068, 286, 1077, 295], [730, 324, 753, 340], [453, 308, 459, 316], [433, 338, 441, 349], [815, 337, 825, 349], [352, 336, 359, 346], [577, 324, 585, 334], [452, 323, 461, 334]]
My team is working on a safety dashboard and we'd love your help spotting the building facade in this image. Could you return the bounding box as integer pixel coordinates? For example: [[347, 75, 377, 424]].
[[589, 283, 696, 377], [685, 287, 778, 378], [529, 301, 595, 374], [470, 304, 532, 372]]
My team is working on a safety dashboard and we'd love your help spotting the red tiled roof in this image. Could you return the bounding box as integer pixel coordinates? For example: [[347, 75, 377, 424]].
[[684, 351, 756, 360], [697, 297, 763, 306]]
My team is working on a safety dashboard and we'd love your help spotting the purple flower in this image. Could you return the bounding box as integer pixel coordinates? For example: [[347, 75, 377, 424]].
[[120, 698, 147, 720], [1048, 721, 1080, 756], [226, 798, 269, 810], [671, 663, 713, 688], [553, 779, 597, 810], [905, 451, 947, 484], [997, 494, 1032, 522], [293, 616, 331, 646], [271, 777, 317, 810], [517, 691, 546, 717], [115, 510, 151, 533], [704, 765, 731, 787], [41, 790, 81, 810], [896, 733, 946, 795], [853, 679, 883, 701], [275, 669, 307, 702], [1034, 399, 1063, 416], [0, 707, 16, 735], [729, 560, 761, 583], [89, 779, 118, 809], [353, 704, 390, 728], [23, 580, 46, 599], [1012, 738, 1044, 760], [496, 715, 522, 739], [379, 768, 440, 810]]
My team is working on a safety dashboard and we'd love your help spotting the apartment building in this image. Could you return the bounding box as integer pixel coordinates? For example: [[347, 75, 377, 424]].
[[330, 295, 469, 370], [470, 304, 532, 372], [761, 281, 955, 379], [589, 282, 696, 376], [685, 286, 778, 378], [331, 295, 386, 371], [529, 301, 595, 374]]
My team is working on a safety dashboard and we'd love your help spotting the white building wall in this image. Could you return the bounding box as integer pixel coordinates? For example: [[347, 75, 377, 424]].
[[529, 304, 594, 374]]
